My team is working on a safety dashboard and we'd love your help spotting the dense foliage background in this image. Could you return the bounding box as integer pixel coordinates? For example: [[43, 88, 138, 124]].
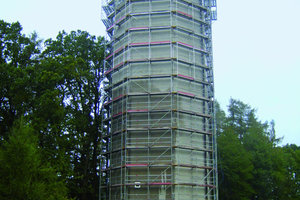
[[0, 20, 299, 200], [0, 20, 105, 200], [216, 100, 300, 200]]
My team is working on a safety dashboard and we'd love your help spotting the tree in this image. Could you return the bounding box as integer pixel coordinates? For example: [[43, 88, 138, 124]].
[[282, 144, 300, 199], [226, 98, 259, 140], [0, 20, 40, 140], [218, 127, 254, 200], [243, 127, 274, 200], [0, 20, 106, 199], [0, 119, 68, 200], [42, 30, 106, 200], [216, 98, 300, 200], [215, 101, 226, 136]]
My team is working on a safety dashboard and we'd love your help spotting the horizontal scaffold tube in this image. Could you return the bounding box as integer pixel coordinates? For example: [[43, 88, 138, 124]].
[[104, 41, 207, 61], [104, 75, 209, 92], [103, 145, 213, 156], [110, 25, 209, 44], [106, 182, 216, 188], [104, 91, 211, 107], [103, 127, 212, 137], [102, 0, 210, 16], [105, 41, 208, 60], [106, 10, 209, 32], [104, 57, 210, 75], [109, 109, 211, 119], [101, 163, 214, 171]]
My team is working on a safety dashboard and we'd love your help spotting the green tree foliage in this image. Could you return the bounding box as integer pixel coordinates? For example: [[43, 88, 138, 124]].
[[0, 20, 40, 139], [0, 119, 68, 200], [282, 144, 300, 199], [217, 98, 300, 200], [41, 30, 105, 199], [218, 127, 254, 199], [0, 20, 105, 200], [0, 19, 70, 199]]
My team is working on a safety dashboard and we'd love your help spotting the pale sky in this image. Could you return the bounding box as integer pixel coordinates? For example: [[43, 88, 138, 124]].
[[1, 0, 299, 145]]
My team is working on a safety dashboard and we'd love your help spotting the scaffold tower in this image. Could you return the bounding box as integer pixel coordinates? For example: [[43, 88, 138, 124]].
[[100, 0, 218, 199]]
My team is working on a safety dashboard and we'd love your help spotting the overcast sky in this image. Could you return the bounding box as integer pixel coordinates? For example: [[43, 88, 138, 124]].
[[1, 0, 299, 145]]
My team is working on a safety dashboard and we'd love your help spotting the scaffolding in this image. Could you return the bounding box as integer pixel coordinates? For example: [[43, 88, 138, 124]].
[[100, 0, 218, 199]]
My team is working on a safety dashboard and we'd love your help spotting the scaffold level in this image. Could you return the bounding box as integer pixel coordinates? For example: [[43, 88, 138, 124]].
[[100, 0, 218, 199]]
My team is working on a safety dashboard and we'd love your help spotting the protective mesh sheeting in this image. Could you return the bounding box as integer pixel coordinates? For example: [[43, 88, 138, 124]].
[[127, 187, 172, 200], [174, 185, 211, 200], [127, 129, 172, 148]]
